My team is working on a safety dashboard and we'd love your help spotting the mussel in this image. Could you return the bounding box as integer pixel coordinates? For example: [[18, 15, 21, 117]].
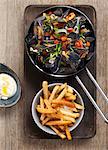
[[68, 52, 81, 66], [62, 9, 70, 18], [44, 54, 61, 73], [66, 20, 76, 28], [85, 36, 95, 42], [25, 34, 38, 46], [34, 16, 46, 26], [68, 32, 79, 41], [53, 8, 63, 16]]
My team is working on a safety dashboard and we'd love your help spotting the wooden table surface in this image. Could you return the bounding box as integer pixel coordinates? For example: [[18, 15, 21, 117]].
[[0, 0, 108, 150]]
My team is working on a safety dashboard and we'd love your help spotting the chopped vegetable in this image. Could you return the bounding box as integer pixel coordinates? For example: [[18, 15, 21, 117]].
[[61, 36, 67, 42], [67, 28, 74, 33], [75, 40, 83, 48], [66, 12, 76, 21], [86, 41, 90, 47]]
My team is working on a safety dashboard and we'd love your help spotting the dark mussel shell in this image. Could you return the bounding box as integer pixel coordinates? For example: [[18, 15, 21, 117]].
[[79, 16, 86, 26], [68, 32, 79, 41], [68, 52, 81, 66], [66, 20, 77, 28], [44, 54, 61, 73], [53, 8, 63, 16], [34, 16, 46, 26], [62, 9, 70, 18], [85, 36, 95, 42], [25, 34, 38, 46], [60, 52, 81, 73]]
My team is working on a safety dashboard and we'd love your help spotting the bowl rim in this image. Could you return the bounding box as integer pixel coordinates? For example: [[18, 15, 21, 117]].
[[32, 83, 84, 135]]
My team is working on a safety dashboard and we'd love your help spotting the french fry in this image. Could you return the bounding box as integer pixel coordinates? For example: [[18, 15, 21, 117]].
[[40, 97, 46, 121], [57, 83, 67, 93], [56, 88, 67, 100], [44, 99, 52, 109], [42, 117, 51, 125], [48, 91, 51, 97], [62, 115, 76, 123], [65, 126, 72, 140], [40, 96, 44, 108], [36, 107, 56, 114], [60, 108, 80, 118], [67, 86, 73, 93], [49, 85, 60, 101], [47, 113, 63, 119], [65, 92, 72, 97], [66, 107, 78, 112], [52, 100, 75, 108], [46, 120, 72, 126], [72, 107, 78, 112], [74, 102, 84, 110], [50, 126, 66, 139], [40, 114, 45, 121], [58, 126, 65, 131], [47, 113, 76, 123], [65, 94, 76, 101], [52, 103, 59, 108], [42, 81, 49, 99]]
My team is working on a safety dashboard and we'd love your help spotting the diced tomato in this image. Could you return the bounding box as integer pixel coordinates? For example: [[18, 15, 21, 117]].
[[44, 32, 50, 36], [67, 28, 73, 33], [50, 35, 55, 40], [61, 36, 67, 42], [54, 40, 59, 44], [75, 40, 83, 48], [86, 41, 90, 47], [48, 11, 53, 15]]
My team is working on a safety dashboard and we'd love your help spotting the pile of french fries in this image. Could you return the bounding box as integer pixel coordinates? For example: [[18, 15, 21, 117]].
[[36, 81, 84, 140]]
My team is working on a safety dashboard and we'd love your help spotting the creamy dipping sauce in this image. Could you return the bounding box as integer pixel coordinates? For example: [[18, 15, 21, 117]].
[[0, 73, 17, 100]]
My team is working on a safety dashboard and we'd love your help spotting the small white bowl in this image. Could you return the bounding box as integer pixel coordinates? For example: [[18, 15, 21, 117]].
[[32, 83, 84, 135]]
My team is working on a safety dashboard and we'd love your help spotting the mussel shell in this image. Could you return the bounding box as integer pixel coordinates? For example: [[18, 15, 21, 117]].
[[79, 16, 86, 25], [34, 16, 46, 26], [60, 52, 81, 73], [53, 8, 63, 16], [68, 32, 79, 40], [85, 36, 95, 42], [44, 55, 61, 73], [25, 34, 38, 46], [68, 52, 81, 65], [57, 17, 66, 23], [66, 20, 76, 28], [62, 9, 70, 18]]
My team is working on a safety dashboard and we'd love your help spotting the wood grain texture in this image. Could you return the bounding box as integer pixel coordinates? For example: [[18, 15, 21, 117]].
[[0, 0, 108, 150]]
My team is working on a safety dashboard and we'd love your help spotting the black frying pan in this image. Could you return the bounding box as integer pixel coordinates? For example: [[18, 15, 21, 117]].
[[25, 6, 108, 123]]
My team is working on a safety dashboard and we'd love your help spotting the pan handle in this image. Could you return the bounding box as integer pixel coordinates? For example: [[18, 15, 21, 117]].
[[75, 75, 108, 123], [86, 67, 108, 103]]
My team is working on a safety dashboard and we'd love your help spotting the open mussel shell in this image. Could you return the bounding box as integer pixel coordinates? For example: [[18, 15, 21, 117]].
[[58, 52, 81, 74], [68, 32, 79, 41], [85, 36, 95, 42], [79, 15, 87, 25], [53, 8, 63, 16], [25, 34, 38, 46], [68, 52, 81, 66], [62, 9, 70, 18], [44, 55, 62, 73], [66, 20, 77, 28]]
